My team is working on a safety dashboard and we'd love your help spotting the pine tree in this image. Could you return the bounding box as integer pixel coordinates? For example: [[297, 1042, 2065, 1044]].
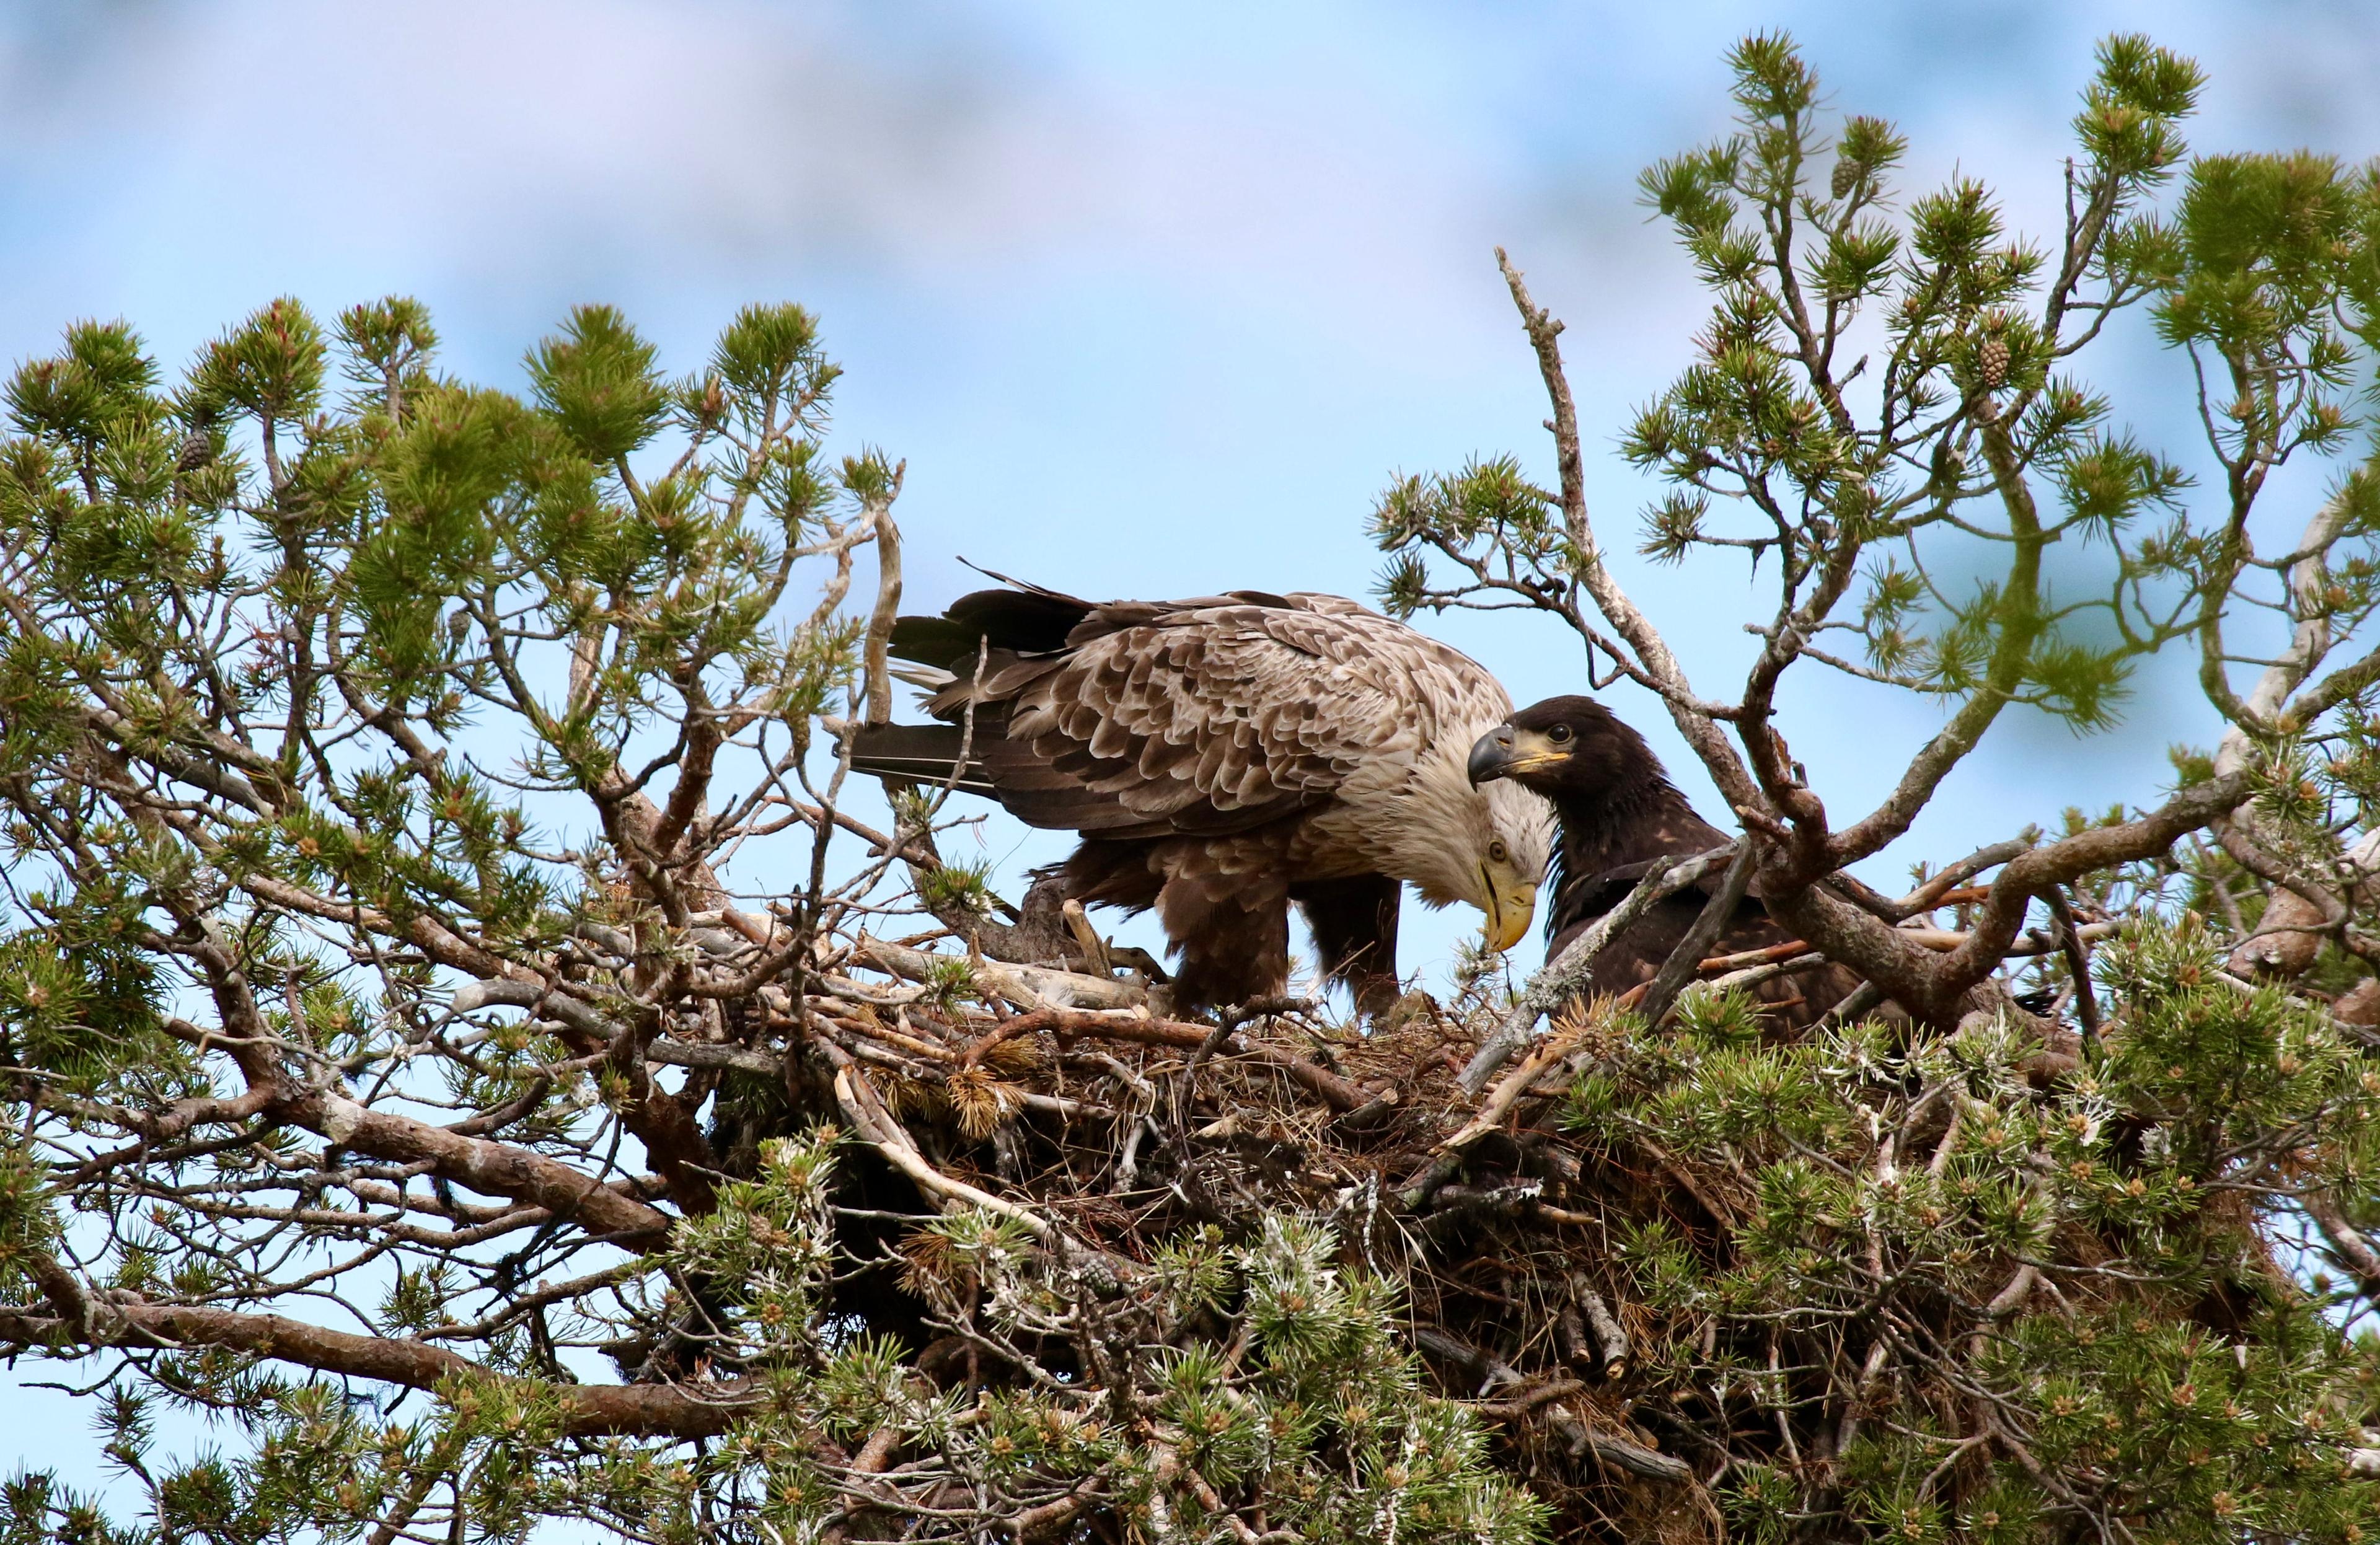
[[5, 32, 2380, 1545]]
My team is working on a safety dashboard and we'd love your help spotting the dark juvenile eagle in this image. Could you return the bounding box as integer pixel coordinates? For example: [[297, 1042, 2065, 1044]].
[[1467, 694, 1862, 1028], [847, 581, 1551, 1014]]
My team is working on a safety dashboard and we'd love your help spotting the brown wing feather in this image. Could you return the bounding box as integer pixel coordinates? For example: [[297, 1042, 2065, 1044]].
[[926, 592, 1497, 842]]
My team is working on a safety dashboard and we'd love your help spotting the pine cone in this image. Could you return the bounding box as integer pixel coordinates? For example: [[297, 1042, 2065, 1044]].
[[175, 431, 212, 472], [1830, 154, 1859, 200], [1978, 336, 2010, 392]]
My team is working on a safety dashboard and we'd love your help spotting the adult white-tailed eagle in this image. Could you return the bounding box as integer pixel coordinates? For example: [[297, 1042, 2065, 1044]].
[[848, 581, 1551, 1015]]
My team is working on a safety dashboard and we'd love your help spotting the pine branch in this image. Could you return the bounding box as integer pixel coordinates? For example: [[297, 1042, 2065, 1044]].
[[1458, 846, 1730, 1094]]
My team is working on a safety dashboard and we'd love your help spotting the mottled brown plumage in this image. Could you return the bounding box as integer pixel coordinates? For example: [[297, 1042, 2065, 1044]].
[[850, 580, 1550, 1013], [1469, 695, 1864, 1028]]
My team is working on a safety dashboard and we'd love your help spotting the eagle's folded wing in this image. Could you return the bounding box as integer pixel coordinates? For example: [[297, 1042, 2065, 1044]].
[[923, 595, 1496, 840]]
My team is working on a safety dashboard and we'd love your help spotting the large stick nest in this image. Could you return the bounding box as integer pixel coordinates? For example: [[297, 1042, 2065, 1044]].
[[658, 898, 2338, 1544]]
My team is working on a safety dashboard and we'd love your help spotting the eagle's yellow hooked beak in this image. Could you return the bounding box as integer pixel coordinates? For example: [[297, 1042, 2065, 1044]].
[[1478, 863, 1539, 954]]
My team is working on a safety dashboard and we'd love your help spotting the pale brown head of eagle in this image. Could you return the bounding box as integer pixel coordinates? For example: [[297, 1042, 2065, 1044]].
[[847, 581, 1551, 1015]]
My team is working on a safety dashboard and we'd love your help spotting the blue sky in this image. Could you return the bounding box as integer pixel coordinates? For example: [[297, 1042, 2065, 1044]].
[[4, 0, 2378, 1507]]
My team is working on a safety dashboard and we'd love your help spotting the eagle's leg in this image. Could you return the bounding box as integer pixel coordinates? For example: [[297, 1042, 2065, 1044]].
[[1291, 874, 1403, 1019], [1153, 856, 1292, 1016]]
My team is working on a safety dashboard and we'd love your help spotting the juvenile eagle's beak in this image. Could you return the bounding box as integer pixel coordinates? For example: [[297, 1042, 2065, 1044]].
[[1478, 865, 1538, 954], [1468, 723, 1570, 786], [1467, 724, 1517, 785]]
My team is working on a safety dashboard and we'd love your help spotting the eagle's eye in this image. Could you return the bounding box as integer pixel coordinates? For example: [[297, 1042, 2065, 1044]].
[[1548, 723, 1573, 743], [1488, 839, 1509, 864]]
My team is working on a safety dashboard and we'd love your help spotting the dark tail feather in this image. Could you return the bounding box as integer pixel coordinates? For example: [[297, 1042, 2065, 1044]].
[[890, 581, 1096, 669], [844, 723, 1000, 797]]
